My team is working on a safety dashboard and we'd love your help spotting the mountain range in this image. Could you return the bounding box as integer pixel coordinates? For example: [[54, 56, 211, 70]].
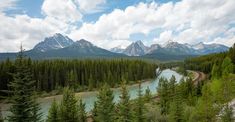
[[0, 33, 229, 61], [111, 40, 229, 57]]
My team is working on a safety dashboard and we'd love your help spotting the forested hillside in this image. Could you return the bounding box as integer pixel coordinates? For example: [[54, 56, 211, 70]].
[[0, 58, 157, 96], [185, 44, 235, 74]]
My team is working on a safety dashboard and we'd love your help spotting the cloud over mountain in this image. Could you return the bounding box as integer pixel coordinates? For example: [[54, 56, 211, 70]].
[[0, 0, 234, 52]]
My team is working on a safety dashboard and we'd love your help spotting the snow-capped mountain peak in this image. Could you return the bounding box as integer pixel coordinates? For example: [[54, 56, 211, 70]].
[[110, 45, 126, 53], [33, 33, 74, 52], [123, 40, 147, 56]]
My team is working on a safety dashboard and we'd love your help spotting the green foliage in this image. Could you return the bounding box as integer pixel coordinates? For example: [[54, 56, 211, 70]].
[[169, 76, 176, 102], [211, 63, 221, 79], [193, 83, 217, 122], [158, 77, 170, 115], [7, 49, 42, 122], [116, 81, 133, 122], [221, 57, 233, 77], [169, 87, 183, 122], [228, 43, 235, 64], [78, 99, 86, 122], [92, 102, 98, 122], [134, 83, 145, 122], [47, 99, 59, 122], [144, 87, 151, 102], [59, 87, 79, 122], [0, 107, 3, 122], [221, 104, 234, 122], [96, 84, 115, 122], [184, 43, 235, 74], [0, 59, 157, 94]]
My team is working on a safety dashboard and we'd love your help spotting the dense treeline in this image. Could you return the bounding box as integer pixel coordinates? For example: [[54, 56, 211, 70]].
[[144, 56, 235, 121], [0, 58, 157, 96], [6, 48, 42, 122], [46, 56, 235, 122], [185, 44, 235, 74], [2, 46, 235, 122]]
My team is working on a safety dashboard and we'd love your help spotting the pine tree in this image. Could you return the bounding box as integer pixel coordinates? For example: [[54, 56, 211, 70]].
[[96, 84, 115, 122], [211, 63, 220, 79], [92, 102, 98, 122], [8, 47, 41, 122], [78, 99, 86, 122], [31, 93, 42, 122], [134, 82, 145, 122], [221, 104, 234, 122], [144, 87, 151, 102], [59, 87, 79, 122], [47, 99, 59, 122], [158, 77, 169, 115], [117, 81, 132, 122], [221, 57, 233, 77], [0, 107, 3, 122], [195, 83, 216, 122], [169, 87, 183, 122], [228, 43, 235, 64], [169, 75, 176, 102]]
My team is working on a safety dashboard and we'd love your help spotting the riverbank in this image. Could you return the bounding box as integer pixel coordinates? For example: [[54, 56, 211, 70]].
[[188, 70, 207, 85], [0, 69, 183, 120]]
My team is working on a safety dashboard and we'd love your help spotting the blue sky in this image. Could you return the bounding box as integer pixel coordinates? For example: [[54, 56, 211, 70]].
[[0, 0, 235, 52]]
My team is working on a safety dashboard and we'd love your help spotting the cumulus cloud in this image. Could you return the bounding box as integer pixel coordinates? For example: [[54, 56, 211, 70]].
[[0, 0, 83, 52], [69, 2, 165, 48], [76, 0, 106, 13], [0, 0, 17, 12], [154, 30, 173, 45], [1, 0, 235, 52], [73, 0, 235, 47], [42, 0, 82, 23]]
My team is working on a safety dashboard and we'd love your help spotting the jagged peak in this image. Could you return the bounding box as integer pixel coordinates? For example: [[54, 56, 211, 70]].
[[73, 39, 93, 47]]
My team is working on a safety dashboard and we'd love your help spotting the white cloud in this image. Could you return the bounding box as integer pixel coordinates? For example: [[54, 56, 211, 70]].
[[42, 0, 82, 23], [0, 13, 70, 52], [0, 0, 17, 12], [154, 30, 173, 44], [72, 0, 235, 48], [76, 0, 106, 13], [0, 0, 83, 52], [1, 0, 235, 52], [70, 2, 165, 45]]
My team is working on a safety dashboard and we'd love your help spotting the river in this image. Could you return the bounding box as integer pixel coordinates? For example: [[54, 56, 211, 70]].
[[1, 69, 183, 120]]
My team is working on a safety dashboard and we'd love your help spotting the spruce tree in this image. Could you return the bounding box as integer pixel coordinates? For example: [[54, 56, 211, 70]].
[[134, 82, 145, 122], [59, 87, 79, 122], [92, 102, 98, 122], [228, 43, 235, 64], [117, 81, 132, 122], [47, 99, 59, 122], [0, 107, 3, 122], [196, 83, 216, 122], [78, 99, 86, 122], [158, 77, 169, 115], [211, 63, 220, 79], [144, 87, 151, 102], [96, 84, 115, 122], [221, 57, 233, 77], [169, 87, 183, 122], [169, 75, 176, 102], [31, 93, 42, 122], [221, 104, 234, 122], [8, 46, 41, 122]]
